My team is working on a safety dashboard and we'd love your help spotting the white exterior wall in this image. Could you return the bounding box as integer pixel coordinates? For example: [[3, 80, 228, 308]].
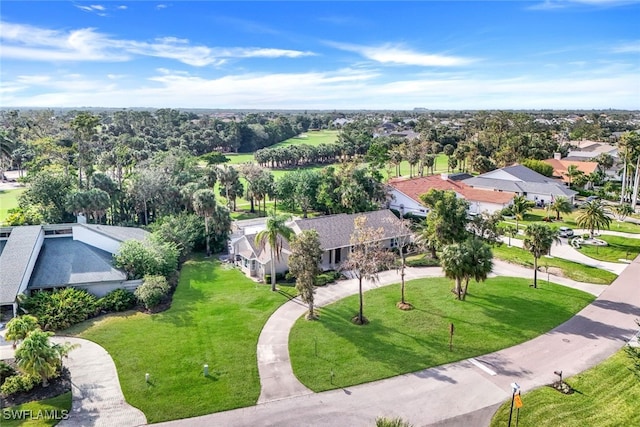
[[73, 226, 121, 254], [19, 229, 44, 296], [31, 279, 142, 298], [468, 200, 508, 215], [388, 189, 428, 217]]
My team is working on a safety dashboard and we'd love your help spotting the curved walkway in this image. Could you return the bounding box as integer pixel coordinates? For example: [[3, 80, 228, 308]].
[[55, 337, 146, 427], [154, 256, 640, 427]]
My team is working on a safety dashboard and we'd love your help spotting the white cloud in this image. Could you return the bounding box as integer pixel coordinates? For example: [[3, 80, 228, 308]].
[[156, 4, 168, 9], [0, 21, 316, 66], [328, 42, 475, 67], [529, 0, 639, 10], [612, 41, 640, 53], [3, 66, 637, 110], [117, 5, 128, 10]]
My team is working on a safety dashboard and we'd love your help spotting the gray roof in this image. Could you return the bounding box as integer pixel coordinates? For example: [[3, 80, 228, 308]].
[[79, 224, 149, 242], [499, 165, 553, 183], [28, 238, 126, 288], [0, 240, 6, 256], [463, 176, 577, 198], [293, 210, 407, 250], [0, 226, 42, 303]]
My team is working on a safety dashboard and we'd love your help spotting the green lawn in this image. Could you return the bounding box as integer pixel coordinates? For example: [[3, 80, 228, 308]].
[[577, 234, 640, 263], [1, 391, 72, 427], [289, 277, 593, 392], [64, 258, 296, 423], [490, 350, 640, 427], [492, 244, 617, 285], [0, 188, 24, 225], [223, 130, 339, 165], [506, 208, 640, 234]]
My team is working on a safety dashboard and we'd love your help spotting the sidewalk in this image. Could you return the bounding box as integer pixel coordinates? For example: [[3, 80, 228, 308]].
[[155, 255, 640, 427]]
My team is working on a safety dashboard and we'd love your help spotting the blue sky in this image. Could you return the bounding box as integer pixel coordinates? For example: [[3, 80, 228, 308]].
[[1, 1, 638, 109]]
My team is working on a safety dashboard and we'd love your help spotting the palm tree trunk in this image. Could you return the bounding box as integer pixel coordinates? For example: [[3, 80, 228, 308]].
[[269, 246, 277, 291], [620, 152, 628, 204], [462, 277, 470, 301], [631, 156, 640, 207], [400, 255, 406, 304], [533, 256, 538, 288]]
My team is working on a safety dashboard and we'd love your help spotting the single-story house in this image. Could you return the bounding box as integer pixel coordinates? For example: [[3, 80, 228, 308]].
[[463, 165, 577, 205], [387, 174, 516, 217], [229, 210, 410, 280], [543, 154, 599, 187], [0, 223, 148, 318]]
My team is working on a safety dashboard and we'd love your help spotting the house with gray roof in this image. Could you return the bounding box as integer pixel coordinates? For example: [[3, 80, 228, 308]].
[[229, 210, 409, 281], [0, 223, 148, 318], [463, 164, 577, 205]]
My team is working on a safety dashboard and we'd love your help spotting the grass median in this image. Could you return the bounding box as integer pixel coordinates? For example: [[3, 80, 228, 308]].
[[289, 276, 594, 392], [64, 257, 296, 423], [492, 244, 617, 284], [490, 349, 640, 427], [577, 234, 640, 263]]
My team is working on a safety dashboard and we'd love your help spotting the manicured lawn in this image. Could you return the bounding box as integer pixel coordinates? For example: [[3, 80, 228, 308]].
[[577, 234, 640, 263], [490, 350, 640, 427], [64, 258, 296, 423], [506, 208, 640, 234], [0, 188, 24, 225], [1, 391, 72, 427], [289, 277, 593, 392], [223, 130, 339, 165], [492, 244, 617, 284]]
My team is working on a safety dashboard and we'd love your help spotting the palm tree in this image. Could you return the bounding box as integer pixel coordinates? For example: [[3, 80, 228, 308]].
[[440, 243, 467, 300], [502, 224, 518, 247], [523, 224, 560, 288], [15, 329, 59, 387], [5, 315, 40, 349], [255, 212, 294, 291], [511, 195, 534, 232], [461, 238, 493, 300], [193, 189, 218, 257], [566, 164, 583, 189], [550, 196, 573, 221], [613, 203, 634, 224], [576, 199, 611, 238]]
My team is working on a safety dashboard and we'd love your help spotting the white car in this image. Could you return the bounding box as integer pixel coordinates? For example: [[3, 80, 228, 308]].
[[559, 227, 574, 238]]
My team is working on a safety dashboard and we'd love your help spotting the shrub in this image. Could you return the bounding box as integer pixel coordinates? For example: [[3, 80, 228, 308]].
[[500, 206, 514, 217], [0, 361, 16, 384], [376, 417, 413, 427], [19, 288, 100, 331], [265, 272, 292, 283], [405, 256, 441, 267], [0, 373, 40, 396], [135, 275, 170, 310], [314, 271, 341, 286], [99, 288, 137, 312]]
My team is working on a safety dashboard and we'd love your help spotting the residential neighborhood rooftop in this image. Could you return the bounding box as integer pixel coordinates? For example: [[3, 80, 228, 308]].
[[0, 226, 42, 304], [29, 238, 126, 288]]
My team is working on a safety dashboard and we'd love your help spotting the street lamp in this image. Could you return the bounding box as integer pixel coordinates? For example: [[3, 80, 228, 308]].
[[507, 382, 520, 427]]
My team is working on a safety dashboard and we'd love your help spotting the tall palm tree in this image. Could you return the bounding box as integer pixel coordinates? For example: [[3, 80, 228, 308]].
[[193, 189, 218, 257], [576, 199, 611, 238], [566, 164, 583, 189], [15, 329, 59, 387], [523, 224, 560, 288], [550, 196, 573, 221], [255, 212, 294, 291], [511, 195, 534, 232]]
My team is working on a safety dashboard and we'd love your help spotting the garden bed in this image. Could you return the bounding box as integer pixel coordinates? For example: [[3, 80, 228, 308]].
[[1, 359, 71, 407]]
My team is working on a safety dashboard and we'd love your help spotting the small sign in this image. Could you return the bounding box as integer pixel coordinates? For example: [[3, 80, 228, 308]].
[[514, 394, 523, 408]]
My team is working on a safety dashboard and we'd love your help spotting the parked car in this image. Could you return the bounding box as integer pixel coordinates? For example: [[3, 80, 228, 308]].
[[559, 227, 574, 238]]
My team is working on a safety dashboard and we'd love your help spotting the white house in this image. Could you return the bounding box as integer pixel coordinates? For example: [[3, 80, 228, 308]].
[[229, 210, 410, 280], [388, 174, 516, 217], [463, 165, 577, 205]]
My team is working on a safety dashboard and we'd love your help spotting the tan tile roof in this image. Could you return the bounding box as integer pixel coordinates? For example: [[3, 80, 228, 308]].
[[389, 175, 515, 205], [543, 159, 599, 183]]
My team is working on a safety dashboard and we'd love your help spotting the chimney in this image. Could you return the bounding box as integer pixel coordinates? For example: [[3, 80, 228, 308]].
[[554, 152, 562, 160], [440, 173, 449, 181], [77, 213, 87, 224]]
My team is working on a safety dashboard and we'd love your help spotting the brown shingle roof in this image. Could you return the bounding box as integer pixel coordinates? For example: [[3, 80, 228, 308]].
[[543, 159, 599, 184], [389, 175, 515, 205]]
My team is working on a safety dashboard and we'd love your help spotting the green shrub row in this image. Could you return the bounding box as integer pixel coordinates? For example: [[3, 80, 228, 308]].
[[0, 361, 16, 384], [19, 287, 137, 331], [315, 271, 341, 286], [405, 256, 441, 267]]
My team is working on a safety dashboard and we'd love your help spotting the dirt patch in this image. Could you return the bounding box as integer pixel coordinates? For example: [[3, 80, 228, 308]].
[[396, 302, 414, 310], [1, 359, 71, 407], [542, 266, 565, 278], [548, 380, 574, 395]]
